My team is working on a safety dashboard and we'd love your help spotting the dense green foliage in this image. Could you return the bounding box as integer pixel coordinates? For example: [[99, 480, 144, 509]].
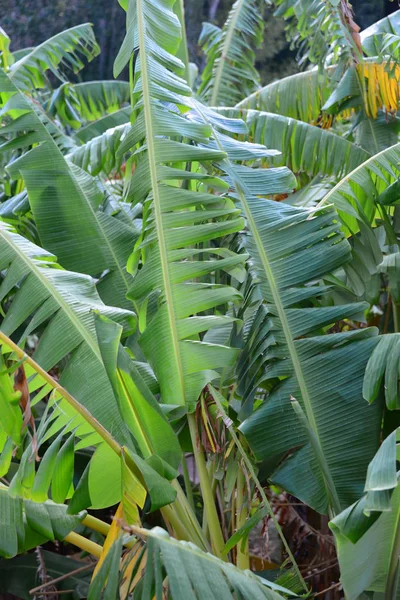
[[1, 1, 400, 599]]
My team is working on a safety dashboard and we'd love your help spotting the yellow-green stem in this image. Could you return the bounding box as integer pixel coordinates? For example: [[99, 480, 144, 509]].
[[393, 302, 400, 333], [209, 385, 308, 592], [64, 532, 103, 559], [235, 465, 249, 570], [188, 413, 226, 560], [82, 514, 111, 537]]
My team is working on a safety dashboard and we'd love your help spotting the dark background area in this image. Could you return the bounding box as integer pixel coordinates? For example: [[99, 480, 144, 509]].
[[1, 0, 399, 84]]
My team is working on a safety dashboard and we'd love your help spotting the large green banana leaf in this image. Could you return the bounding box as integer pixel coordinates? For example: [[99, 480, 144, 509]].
[[218, 108, 370, 179], [215, 170, 384, 514], [0, 221, 134, 444], [236, 195, 383, 514], [0, 69, 137, 308], [112, 0, 273, 410], [236, 197, 383, 514]]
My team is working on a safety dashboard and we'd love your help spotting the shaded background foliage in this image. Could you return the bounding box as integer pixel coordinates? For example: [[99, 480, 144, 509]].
[[2, 0, 398, 83]]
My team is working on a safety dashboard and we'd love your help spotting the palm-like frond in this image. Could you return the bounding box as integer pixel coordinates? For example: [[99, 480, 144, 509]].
[[198, 0, 266, 107], [112, 0, 260, 410], [235, 198, 383, 515], [49, 80, 130, 129], [8, 24, 99, 92], [219, 108, 370, 179], [0, 221, 134, 443], [0, 69, 137, 308]]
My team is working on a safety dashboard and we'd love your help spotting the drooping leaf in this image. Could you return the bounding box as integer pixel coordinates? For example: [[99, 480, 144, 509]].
[[91, 526, 295, 599], [218, 107, 370, 180], [8, 24, 100, 92], [0, 221, 134, 444], [236, 197, 383, 515], [0, 488, 85, 558]]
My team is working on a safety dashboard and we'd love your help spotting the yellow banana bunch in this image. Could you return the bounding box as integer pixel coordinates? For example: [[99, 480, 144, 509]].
[[358, 62, 400, 118]]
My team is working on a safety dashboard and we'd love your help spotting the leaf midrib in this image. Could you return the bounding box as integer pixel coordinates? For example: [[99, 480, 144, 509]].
[[137, 0, 186, 404]]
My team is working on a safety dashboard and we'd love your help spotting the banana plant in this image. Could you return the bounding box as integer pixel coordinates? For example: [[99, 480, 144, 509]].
[[0, 0, 400, 598]]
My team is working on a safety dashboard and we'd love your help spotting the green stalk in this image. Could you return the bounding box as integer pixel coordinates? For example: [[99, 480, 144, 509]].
[[202, 468, 218, 535], [173, 0, 190, 85], [161, 504, 195, 543], [188, 413, 227, 560], [64, 532, 103, 559], [170, 479, 210, 552], [235, 465, 250, 570], [181, 454, 195, 512], [393, 302, 400, 334], [209, 385, 308, 592]]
